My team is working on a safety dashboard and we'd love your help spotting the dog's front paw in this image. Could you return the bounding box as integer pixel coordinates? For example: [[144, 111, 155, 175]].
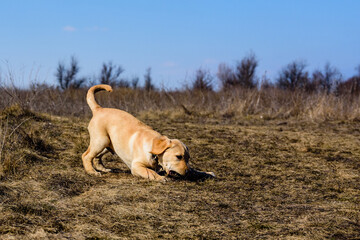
[[86, 170, 102, 177], [156, 176, 173, 182]]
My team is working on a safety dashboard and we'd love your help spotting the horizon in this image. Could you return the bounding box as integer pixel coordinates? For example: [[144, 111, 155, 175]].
[[1, 0, 360, 89]]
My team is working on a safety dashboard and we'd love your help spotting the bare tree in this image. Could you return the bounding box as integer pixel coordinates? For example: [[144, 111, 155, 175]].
[[217, 63, 235, 90], [234, 53, 258, 89], [317, 63, 341, 93], [192, 68, 213, 91], [131, 76, 139, 89], [336, 65, 360, 95], [259, 71, 273, 90], [100, 62, 125, 87], [56, 56, 86, 90], [276, 61, 309, 91], [217, 53, 258, 90], [117, 79, 130, 88], [144, 68, 154, 91], [336, 77, 360, 95], [309, 70, 323, 92]]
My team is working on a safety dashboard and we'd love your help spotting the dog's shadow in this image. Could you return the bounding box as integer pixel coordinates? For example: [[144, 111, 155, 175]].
[[109, 168, 131, 174], [158, 168, 216, 182], [105, 168, 215, 182]]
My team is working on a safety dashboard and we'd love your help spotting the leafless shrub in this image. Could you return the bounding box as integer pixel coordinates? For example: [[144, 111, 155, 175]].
[[234, 53, 258, 89], [217, 53, 258, 90], [131, 76, 139, 89], [276, 61, 309, 91], [217, 63, 235, 90], [99, 61, 125, 87], [192, 68, 213, 91], [56, 56, 86, 89], [336, 76, 360, 95], [259, 72, 273, 90], [144, 68, 154, 91], [311, 63, 342, 94], [336, 65, 360, 95]]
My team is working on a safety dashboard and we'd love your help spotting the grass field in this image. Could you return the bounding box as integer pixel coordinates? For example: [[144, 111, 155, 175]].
[[0, 96, 360, 239]]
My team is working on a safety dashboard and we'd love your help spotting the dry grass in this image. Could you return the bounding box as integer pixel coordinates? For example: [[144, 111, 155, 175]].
[[0, 102, 359, 239], [1, 86, 360, 121]]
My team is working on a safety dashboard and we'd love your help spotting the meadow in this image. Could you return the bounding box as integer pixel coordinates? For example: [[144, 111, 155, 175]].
[[0, 86, 359, 239]]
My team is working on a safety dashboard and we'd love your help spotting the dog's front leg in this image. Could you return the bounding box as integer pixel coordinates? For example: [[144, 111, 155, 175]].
[[131, 162, 167, 181]]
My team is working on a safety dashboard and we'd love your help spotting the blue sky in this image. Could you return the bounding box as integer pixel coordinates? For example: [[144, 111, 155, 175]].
[[1, 0, 359, 89]]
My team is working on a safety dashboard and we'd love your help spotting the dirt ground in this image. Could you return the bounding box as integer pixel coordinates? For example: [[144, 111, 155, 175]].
[[0, 107, 359, 239]]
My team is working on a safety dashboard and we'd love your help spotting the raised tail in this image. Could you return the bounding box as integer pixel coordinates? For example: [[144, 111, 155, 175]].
[[86, 84, 113, 113]]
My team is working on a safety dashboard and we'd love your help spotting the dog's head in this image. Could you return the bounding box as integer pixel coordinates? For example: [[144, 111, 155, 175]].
[[150, 136, 190, 177]]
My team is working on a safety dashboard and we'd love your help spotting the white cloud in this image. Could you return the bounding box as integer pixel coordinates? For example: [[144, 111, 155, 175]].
[[63, 26, 76, 32]]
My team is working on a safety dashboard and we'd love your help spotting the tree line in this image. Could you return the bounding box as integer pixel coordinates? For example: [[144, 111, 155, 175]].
[[55, 55, 360, 95], [213, 53, 360, 95], [55, 56, 154, 91]]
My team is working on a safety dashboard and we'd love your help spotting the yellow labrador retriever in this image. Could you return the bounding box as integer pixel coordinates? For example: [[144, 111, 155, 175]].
[[82, 84, 214, 181]]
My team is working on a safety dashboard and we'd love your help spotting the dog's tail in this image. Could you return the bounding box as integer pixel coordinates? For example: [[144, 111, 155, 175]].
[[86, 84, 113, 113]]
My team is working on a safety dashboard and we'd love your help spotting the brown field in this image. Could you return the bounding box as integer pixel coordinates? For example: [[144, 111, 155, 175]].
[[0, 88, 360, 239]]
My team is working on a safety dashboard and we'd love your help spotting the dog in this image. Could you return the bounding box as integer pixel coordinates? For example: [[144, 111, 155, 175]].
[[82, 84, 215, 181]]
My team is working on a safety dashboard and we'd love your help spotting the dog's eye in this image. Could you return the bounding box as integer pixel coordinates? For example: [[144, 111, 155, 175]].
[[176, 155, 182, 160]]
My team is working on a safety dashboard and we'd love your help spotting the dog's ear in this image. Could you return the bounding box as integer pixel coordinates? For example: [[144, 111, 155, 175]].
[[150, 136, 171, 155]]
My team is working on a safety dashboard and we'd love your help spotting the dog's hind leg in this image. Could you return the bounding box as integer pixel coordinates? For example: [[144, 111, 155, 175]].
[[82, 137, 110, 176], [93, 148, 112, 173]]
